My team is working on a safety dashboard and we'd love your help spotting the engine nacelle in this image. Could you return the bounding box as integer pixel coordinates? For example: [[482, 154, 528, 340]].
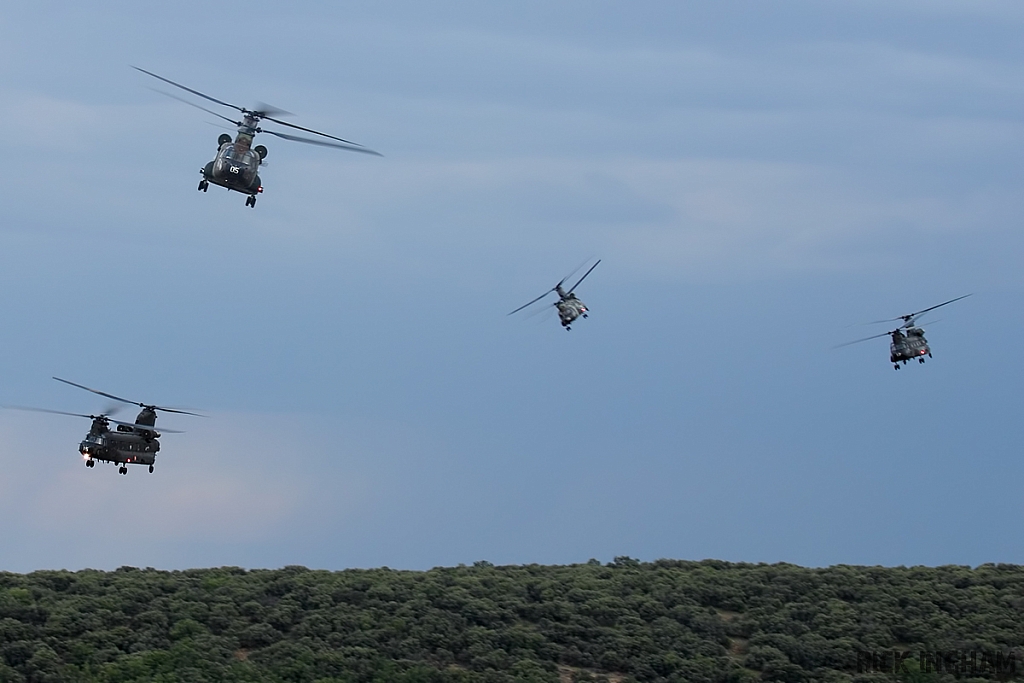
[[218, 133, 232, 147], [254, 145, 268, 160]]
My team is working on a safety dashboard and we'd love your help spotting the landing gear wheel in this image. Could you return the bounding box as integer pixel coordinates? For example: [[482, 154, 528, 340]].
[[245, 195, 256, 207], [119, 466, 127, 475], [582, 314, 588, 319], [149, 465, 154, 473], [565, 326, 572, 331], [85, 459, 93, 468], [894, 364, 900, 370], [919, 358, 925, 363], [198, 180, 209, 192]]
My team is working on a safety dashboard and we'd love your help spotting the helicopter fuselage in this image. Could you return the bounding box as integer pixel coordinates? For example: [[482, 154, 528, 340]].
[[80, 427, 161, 468], [556, 294, 588, 329], [200, 134, 263, 196], [889, 327, 931, 368]]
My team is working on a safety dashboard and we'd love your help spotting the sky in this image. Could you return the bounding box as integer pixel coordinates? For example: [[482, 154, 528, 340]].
[[0, 0, 1022, 573]]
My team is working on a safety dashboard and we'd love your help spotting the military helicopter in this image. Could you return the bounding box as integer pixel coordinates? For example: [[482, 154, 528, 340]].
[[6, 377, 200, 474], [837, 295, 971, 370], [134, 67, 380, 207], [509, 260, 601, 330]]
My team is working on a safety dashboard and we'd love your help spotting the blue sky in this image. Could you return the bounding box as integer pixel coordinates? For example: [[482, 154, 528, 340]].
[[0, 1, 1022, 572]]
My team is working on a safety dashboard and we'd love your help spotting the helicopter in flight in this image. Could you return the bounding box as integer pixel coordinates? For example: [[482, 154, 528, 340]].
[[134, 67, 380, 207], [509, 260, 601, 330], [6, 377, 200, 474], [837, 295, 971, 370]]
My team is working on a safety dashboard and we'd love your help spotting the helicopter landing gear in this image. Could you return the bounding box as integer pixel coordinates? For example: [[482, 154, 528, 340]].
[[118, 466, 127, 475], [894, 364, 900, 370], [928, 352, 933, 358], [582, 314, 588, 318], [565, 326, 571, 331], [245, 195, 256, 208], [149, 465, 154, 473], [85, 459, 94, 468], [198, 179, 209, 192], [919, 358, 925, 364]]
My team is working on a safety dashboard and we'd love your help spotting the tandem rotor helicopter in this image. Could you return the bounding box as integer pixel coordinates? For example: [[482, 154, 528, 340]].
[[135, 67, 380, 207], [837, 295, 971, 370], [509, 260, 601, 330], [6, 378, 201, 475]]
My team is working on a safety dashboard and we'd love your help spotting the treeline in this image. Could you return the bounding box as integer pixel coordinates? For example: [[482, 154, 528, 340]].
[[1, 559, 1023, 682]]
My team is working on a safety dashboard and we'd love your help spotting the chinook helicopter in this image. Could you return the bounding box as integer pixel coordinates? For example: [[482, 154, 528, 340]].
[[134, 67, 380, 207], [6, 378, 200, 474], [837, 295, 971, 370], [509, 260, 601, 330]]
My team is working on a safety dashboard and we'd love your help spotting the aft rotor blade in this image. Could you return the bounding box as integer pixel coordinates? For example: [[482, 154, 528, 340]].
[[508, 289, 555, 316], [133, 67, 242, 112], [53, 377, 139, 406], [870, 294, 973, 324], [152, 89, 240, 126], [568, 259, 601, 294], [151, 406, 204, 417], [262, 129, 382, 156], [3, 405, 96, 420], [834, 330, 894, 349], [112, 419, 184, 434], [261, 114, 368, 148], [52, 377, 203, 416], [909, 294, 972, 318], [253, 101, 293, 118], [555, 258, 592, 289]]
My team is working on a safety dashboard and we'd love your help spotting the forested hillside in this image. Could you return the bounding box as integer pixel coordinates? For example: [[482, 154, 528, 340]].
[[1, 559, 1022, 682]]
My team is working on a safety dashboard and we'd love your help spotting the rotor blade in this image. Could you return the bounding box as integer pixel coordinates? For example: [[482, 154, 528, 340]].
[[53, 377, 139, 407], [149, 406, 204, 417], [114, 420, 184, 434], [253, 101, 292, 118], [568, 259, 601, 294], [869, 294, 973, 324], [833, 331, 895, 349], [103, 402, 124, 418], [508, 289, 555, 316], [556, 258, 593, 288], [51, 377, 202, 416], [908, 294, 972, 318], [261, 114, 367, 147], [3, 406, 184, 433], [132, 67, 242, 112], [525, 301, 558, 321], [3, 405, 97, 419], [261, 129, 382, 156], [152, 89, 240, 126]]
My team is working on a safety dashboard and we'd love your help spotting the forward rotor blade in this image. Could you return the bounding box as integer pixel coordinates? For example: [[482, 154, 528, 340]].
[[152, 89, 240, 126], [3, 405, 96, 419], [133, 67, 241, 112], [53, 377, 138, 406], [834, 331, 894, 349], [3, 406, 184, 433], [508, 289, 555, 316], [262, 129, 382, 155], [568, 259, 601, 294]]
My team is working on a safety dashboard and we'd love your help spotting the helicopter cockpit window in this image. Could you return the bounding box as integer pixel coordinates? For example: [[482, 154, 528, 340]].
[[213, 146, 259, 183]]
